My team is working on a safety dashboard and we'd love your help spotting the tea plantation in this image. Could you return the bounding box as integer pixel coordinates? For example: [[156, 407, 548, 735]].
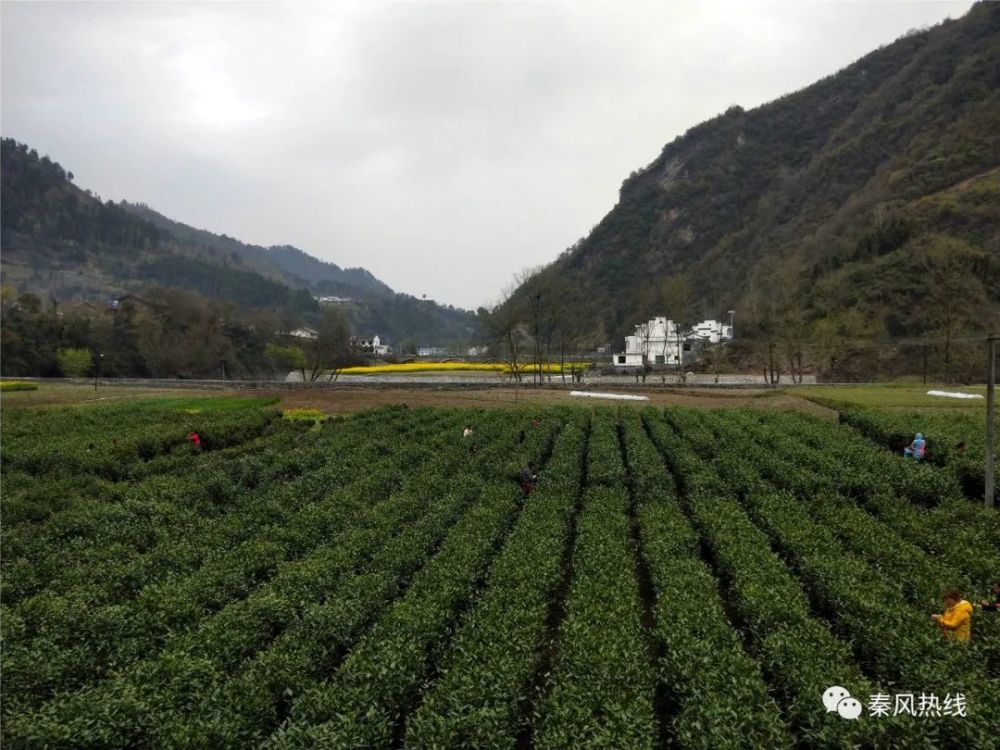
[[2, 399, 997, 749]]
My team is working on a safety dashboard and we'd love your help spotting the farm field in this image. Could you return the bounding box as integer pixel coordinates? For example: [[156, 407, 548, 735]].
[[791, 383, 988, 410], [1, 380, 838, 418], [838, 408, 992, 503], [1, 398, 998, 749]]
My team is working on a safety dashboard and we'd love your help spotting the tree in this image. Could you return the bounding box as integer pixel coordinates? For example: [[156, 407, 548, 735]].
[[923, 245, 985, 383], [809, 309, 880, 382], [743, 271, 794, 384], [266, 342, 307, 380], [510, 267, 549, 384], [636, 321, 654, 382], [778, 309, 809, 384], [0, 284, 16, 310], [478, 279, 527, 383], [546, 281, 588, 383], [304, 307, 353, 382], [56, 347, 92, 377], [657, 275, 692, 381]]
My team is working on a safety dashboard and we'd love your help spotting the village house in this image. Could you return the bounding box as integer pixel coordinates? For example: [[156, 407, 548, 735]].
[[613, 317, 684, 368], [690, 319, 734, 343], [289, 327, 319, 340], [351, 335, 392, 356], [612, 317, 733, 368]]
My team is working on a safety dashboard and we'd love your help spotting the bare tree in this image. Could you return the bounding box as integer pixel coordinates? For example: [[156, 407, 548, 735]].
[[778, 309, 809, 384], [304, 307, 353, 382], [478, 279, 527, 383], [549, 282, 587, 383], [635, 320, 654, 383]]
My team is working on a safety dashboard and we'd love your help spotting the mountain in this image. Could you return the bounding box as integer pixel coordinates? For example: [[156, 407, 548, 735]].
[[507, 2, 1000, 378], [120, 203, 395, 298], [0, 139, 476, 346]]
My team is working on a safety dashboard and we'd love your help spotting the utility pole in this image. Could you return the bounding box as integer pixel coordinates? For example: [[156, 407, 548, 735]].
[[532, 292, 542, 386], [986, 334, 996, 508], [922, 340, 928, 385]]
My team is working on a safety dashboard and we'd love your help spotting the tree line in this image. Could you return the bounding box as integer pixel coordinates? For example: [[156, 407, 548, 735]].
[[487, 258, 997, 385], [0, 285, 362, 380]]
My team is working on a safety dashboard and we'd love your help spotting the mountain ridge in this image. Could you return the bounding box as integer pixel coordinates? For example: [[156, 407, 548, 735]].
[[506, 1, 999, 378], [120, 202, 396, 299], [0, 138, 476, 346]]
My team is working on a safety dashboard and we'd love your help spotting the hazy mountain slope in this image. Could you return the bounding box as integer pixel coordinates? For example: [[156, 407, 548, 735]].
[[122, 203, 394, 297], [0, 141, 318, 314], [267, 245, 392, 297], [1, 139, 476, 344], [119, 203, 474, 343], [511, 2, 1000, 351]]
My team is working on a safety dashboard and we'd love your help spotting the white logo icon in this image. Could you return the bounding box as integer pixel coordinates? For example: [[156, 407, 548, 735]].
[[823, 686, 862, 720], [823, 686, 850, 713], [837, 697, 863, 720]]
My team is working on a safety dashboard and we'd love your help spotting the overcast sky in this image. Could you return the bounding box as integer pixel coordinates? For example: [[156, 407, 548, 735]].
[[2, 1, 973, 309]]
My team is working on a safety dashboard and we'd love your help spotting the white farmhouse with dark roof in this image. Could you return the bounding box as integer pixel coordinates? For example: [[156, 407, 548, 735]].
[[612, 317, 684, 368], [613, 317, 733, 367]]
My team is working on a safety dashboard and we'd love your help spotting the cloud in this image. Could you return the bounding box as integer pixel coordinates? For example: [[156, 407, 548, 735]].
[[1, 0, 971, 308]]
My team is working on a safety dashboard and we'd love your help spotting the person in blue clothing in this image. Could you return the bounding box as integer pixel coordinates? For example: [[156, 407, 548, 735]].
[[904, 432, 926, 460]]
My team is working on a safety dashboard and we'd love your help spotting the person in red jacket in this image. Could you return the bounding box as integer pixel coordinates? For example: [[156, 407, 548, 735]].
[[187, 431, 202, 449]]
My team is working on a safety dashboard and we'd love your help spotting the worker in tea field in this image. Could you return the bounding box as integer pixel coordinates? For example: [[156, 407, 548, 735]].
[[978, 582, 1000, 614], [187, 431, 202, 449], [519, 465, 537, 495], [463, 425, 474, 439], [903, 432, 926, 460], [931, 590, 973, 643]]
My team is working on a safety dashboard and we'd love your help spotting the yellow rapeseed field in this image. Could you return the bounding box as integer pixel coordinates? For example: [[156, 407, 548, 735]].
[[337, 362, 589, 375], [0, 381, 40, 392]]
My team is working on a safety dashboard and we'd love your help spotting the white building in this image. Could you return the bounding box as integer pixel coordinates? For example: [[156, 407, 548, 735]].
[[289, 327, 318, 340], [690, 319, 734, 344], [612, 316, 734, 367], [612, 317, 684, 368], [418, 346, 447, 357], [352, 335, 392, 356]]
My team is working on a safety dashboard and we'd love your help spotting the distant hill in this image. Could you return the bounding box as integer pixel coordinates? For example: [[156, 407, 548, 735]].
[[507, 2, 1000, 378], [121, 203, 395, 298], [1, 139, 476, 346]]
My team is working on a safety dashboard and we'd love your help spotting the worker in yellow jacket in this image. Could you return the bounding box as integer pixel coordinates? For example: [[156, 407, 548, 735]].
[[931, 590, 973, 642]]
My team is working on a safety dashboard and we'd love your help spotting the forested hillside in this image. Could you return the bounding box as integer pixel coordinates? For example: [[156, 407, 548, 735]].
[[0, 139, 476, 369], [507, 2, 1000, 380], [119, 201, 477, 346], [0, 143, 318, 314], [121, 203, 395, 299], [0, 140, 480, 377]]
